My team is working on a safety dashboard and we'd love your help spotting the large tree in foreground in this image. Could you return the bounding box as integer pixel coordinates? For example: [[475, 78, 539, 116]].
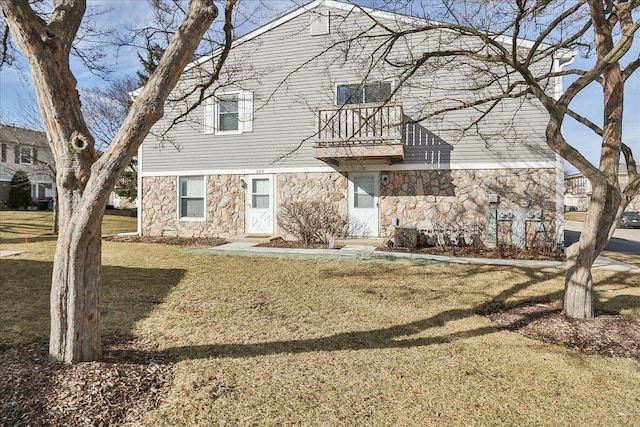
[[0, 0, 226, 363], [351, 0, 638, 318]]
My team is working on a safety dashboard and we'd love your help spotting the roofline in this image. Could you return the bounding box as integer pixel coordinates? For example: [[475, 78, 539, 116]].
[[187, 0, 325, 71], [187, 0, 569, 73], [189, 0, 446, 71]]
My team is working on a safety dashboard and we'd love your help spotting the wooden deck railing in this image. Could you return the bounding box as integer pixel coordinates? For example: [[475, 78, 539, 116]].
[[315, 102, 403, 146]]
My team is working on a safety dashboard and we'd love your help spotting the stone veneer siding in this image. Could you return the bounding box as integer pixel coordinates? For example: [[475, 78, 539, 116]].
[[275, 172, 349, 240], [141, 168, 557, 242], [379, 168, 557, 242], [142, 175, 245, 238]]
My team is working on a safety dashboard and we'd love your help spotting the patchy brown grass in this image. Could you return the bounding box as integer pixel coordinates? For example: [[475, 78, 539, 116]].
[[1, 213, 640, 426], [564, 211, 587, 222], [602, 250, 640, 268]]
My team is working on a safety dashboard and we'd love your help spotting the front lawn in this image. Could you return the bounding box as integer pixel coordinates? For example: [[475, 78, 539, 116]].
[[1, 211, 639, 425]]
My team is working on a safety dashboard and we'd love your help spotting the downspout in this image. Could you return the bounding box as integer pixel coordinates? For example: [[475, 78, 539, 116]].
[[553, 50, 577, 246]]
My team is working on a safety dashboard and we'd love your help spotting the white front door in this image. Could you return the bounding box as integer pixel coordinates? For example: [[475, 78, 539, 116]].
[[247, 175, 274, 234], [349, 173, 379, 237]]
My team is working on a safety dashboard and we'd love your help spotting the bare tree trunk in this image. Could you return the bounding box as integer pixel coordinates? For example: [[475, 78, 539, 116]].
[[559, 0, 627, 320], [51, 190, 59, 235], [564, 242, 595, 318], [50, 205, 103, 362], [563, 183, 620, 318], [1, 0, 220, 363]]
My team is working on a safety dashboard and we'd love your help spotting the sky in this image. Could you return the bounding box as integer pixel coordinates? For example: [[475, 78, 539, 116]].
[[0, 0, 638, 171]]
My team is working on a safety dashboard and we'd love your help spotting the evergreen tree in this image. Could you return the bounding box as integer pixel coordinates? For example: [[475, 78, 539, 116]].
[[8, 171, 31, 209]]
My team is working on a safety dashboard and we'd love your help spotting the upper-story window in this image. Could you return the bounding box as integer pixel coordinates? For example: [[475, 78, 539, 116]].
[[204, 90, 253, 135], [337, 81, 392, 105], [15, 145, 36, 165], [218, 94, 239, 132], [1, 143, 6, 162]]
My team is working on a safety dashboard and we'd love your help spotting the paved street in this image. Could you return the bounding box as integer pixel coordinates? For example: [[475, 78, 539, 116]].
[[564, 221, 640, 255]]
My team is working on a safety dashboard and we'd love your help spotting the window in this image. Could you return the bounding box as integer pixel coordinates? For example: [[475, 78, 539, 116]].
[[204, 90, 253, 135], [218, 93, 239, 132], [1, 143, 6, 162], [337, 81, 392, 105], [252, 178, 270, 209], [352, 175, 375, 209], [31, 183, 39, 199], [14, 145, 36, 165], [179, 176, 205, 219]]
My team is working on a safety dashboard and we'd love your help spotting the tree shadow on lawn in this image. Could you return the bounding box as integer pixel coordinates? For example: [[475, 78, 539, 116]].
[[0, 234, 58, 245], [155, 268, 639, 363], [2, 264, 637, 425], [0, 258, 185, 344], [0, 258, 184, 426]]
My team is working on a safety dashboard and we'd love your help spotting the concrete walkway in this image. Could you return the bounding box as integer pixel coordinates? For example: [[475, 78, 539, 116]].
[[0, 250, 24, 258], [208, 241, 640, 273]]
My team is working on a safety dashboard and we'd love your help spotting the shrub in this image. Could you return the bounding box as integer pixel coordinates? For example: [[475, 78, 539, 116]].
[[277, 200, 349, 247], [8, 171, 32, 209]]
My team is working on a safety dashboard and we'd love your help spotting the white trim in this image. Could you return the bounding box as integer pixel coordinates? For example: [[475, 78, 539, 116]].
[[215, 91, 242, 135], [204, 98, 214, 135], [348, 171, 380, 237], [187, 0, 326, 71], [140, 161, 556, 178], [143, 166, 336, 177], [177, 175, 207, 221], [246, 174, 275, 234], [189, 0, 561, 74], [310, 9, 330, 36], [17, 145, 35, 165], [136, 146, 143, 236], [553, 52, 576, 101]]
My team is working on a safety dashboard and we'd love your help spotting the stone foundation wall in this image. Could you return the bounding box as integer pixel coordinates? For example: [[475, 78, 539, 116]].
[[275, 172, 349, 240], [379, 168, 557, 243], [141, 168, 557, 243], [141, 175, 245, 238]]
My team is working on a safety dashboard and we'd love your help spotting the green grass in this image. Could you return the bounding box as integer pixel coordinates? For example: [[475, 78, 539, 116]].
[[1, 212, 639, 425]]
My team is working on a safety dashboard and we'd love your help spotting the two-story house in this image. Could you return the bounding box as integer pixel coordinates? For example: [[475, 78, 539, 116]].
[[0, 124, 55, 209], [138, 0, 569, 245], [565, 166, 640, 212]]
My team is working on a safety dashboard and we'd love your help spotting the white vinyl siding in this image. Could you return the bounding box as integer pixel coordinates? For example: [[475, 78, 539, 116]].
[[143, 5, 556, 173], [310, 10, 330, 35], [179, 176, 205, 219], [15, 146, 35, 165]]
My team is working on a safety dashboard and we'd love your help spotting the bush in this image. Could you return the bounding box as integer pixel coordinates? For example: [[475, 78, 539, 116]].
[[277, 200, 349, 247], [8, 171, 32, 209]]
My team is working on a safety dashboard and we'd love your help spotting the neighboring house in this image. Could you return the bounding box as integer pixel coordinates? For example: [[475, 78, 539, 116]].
[[564, 173, 591, 211], [565, 165, 640, 212], [138, 0, 569, 246], [0, 124, 55, 209]]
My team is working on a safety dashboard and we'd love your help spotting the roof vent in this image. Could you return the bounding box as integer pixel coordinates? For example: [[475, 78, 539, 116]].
[[310, 10, 330, 36]]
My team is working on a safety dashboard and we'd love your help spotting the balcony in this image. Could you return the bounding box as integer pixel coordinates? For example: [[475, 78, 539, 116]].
[[313, 102, 404, 165]]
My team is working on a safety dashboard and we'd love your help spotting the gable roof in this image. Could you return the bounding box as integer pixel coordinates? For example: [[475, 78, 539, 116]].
[[0, 124, 47, 147], [189, 0, 572, 71], [190, 0, 418, 70]]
